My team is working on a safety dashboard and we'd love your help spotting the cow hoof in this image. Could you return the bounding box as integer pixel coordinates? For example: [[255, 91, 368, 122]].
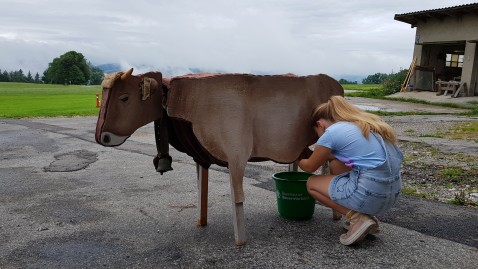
[[235, 240, 246, 246], [196, 219, 207, 227]]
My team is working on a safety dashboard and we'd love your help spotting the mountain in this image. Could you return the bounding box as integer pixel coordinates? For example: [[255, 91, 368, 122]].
[[332, 74, 365, 84], [96, 63, 122, 74], [95, 63, 365, 83], [95, 63, 222, 77]]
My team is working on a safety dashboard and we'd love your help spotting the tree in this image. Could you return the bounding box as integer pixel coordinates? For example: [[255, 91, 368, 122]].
[[338, 78, 357, 84], [41, 69, 49, 84], [362, 73, 389, 84], [88, 62, 104, 85], [0, 69, 9, 82], [34, 72, 41, 83], [0, 69, 40, 83], [9, 69, 27, 82], [26, 71, 33, 82], [43, 51, 90, 84]]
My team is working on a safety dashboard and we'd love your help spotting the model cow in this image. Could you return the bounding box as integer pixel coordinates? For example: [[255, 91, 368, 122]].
[[95, 68, 343, 245]]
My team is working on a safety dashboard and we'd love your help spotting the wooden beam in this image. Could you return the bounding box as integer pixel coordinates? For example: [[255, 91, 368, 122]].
[[401, 57, 417, 92]]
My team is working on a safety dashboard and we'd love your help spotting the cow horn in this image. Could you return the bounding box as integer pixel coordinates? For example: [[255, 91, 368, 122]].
[[121, 68, 133, 80]]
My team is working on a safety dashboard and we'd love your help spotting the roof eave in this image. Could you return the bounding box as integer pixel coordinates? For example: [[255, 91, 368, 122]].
[[394, 3, 478, 28], [393, 14, 418, 27]]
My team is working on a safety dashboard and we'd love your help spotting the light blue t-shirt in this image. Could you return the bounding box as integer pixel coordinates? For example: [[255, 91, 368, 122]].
[[317, 121, 386, 169]]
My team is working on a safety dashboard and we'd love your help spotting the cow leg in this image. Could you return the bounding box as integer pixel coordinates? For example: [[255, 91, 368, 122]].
[[196, 163, 208, 226], [288, 161, 298, 172], [228, 162, 247, 246]]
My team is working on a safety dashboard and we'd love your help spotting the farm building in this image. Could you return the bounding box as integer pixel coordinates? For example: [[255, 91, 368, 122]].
[[395, 3, 478, 97]]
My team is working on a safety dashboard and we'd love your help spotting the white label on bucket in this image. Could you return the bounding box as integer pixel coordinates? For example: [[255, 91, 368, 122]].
[[280, 192, 309, 201]]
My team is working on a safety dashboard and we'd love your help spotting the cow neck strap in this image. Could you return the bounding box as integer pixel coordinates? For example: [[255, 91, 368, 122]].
[[153, 83, 173, 175], [153, 114, 173, 174], [161, 114, 169, 155]]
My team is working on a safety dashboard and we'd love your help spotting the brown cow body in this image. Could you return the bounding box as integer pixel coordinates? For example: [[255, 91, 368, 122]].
[[95, 69, 343, 245]]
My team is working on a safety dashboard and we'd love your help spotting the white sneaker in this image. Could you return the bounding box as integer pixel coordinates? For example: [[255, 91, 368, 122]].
[[339, 214, 377, 246], [342, 216, 381, 234]]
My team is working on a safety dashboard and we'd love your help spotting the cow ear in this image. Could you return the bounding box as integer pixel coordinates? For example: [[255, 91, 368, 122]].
[[121, 68, 134, 80], [141, 78, 160, 100], [150, 78, 159, 93]]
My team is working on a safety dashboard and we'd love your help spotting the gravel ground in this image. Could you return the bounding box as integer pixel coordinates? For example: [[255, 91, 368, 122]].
[[383, 115, 478, 206]]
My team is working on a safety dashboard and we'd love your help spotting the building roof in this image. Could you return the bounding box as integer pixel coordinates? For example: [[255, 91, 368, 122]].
[[394, 3, 478, 27]]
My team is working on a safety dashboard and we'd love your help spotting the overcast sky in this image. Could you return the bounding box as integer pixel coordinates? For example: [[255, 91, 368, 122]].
[[0, 0, 475, 79]]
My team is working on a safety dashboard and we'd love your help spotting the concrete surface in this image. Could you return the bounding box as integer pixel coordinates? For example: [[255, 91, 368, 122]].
[[348, 96, 470, 115], [1, 98, 477, 268], [345, 90, 478, 114], [388, 91, 478, 106]]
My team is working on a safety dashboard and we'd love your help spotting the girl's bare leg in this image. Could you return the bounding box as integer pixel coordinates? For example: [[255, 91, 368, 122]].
[[307, 156, 352, 216], [307, 175, 350, 215]]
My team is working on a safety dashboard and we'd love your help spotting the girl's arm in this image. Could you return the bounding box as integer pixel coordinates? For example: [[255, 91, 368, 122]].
[[298, 145, 332, 173]]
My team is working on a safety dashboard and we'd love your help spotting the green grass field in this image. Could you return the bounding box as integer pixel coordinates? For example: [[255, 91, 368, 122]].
[[341, 84, 381, 92], [0, 82, 102, 118], [342, 83, 386, 99]]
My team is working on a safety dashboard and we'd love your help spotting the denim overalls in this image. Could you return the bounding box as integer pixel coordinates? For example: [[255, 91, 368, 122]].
[[329, 133, 404, 216]]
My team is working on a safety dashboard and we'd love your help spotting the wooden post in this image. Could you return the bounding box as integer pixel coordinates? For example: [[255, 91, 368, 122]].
[[95, 93, 101, 108], [196, 163, 208, 226]]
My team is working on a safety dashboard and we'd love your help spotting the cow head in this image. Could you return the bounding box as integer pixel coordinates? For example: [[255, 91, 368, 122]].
[[95, 68, 163, 146]]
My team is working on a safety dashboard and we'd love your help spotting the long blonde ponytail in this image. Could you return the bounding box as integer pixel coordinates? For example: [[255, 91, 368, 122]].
[[311, 96, 397, 143]]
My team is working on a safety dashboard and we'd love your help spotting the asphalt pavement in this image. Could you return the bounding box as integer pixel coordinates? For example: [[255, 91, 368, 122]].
[[1, 97, 477, 268]]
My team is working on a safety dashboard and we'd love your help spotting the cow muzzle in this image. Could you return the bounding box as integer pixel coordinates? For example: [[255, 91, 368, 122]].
[[99, 132, 129, 146]]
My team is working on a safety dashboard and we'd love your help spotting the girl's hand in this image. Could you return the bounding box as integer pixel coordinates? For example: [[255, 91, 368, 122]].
[[298, 145, 331, 173]]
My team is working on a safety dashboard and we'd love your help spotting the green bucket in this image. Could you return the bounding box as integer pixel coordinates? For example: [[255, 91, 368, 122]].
[[272, 171, 316, 220]]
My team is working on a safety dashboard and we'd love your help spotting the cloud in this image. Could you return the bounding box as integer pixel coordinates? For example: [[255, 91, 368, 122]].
[[0, 0, 474, 78]]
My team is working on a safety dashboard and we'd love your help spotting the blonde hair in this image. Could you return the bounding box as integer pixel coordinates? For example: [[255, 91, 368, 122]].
[[311, 95, 397, 143]]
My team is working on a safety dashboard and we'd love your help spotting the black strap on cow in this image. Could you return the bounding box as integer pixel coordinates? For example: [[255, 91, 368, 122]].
[[153, 114, 173, 175], [153, 88, 173, 175]]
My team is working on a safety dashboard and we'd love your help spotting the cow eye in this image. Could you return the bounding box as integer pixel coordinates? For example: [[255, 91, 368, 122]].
[[119, 94, 129, 102]]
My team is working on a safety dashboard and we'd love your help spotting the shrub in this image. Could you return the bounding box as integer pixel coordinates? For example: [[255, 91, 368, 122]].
[[382, 69, 409, 95]]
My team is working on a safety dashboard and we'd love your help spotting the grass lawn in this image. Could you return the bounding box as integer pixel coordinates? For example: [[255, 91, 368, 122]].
[[341, 84, 381, 92], [342, 83, 386, 98], [0, 82, 102, 118]]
